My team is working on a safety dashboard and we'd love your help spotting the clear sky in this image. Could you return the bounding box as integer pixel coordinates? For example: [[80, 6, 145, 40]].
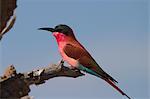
[[0, 0, 149, 99]]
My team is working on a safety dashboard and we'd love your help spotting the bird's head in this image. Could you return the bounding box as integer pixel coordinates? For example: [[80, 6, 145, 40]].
[[38, 24, 76, 41]]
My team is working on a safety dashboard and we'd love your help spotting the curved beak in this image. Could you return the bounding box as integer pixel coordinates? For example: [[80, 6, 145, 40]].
[[38, 27, 55, 32]]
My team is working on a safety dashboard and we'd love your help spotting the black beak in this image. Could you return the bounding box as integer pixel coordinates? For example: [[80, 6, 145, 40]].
[[38, 27, 55, 32]]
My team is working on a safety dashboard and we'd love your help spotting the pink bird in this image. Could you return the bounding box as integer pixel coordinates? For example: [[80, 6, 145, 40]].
[[39, 24, 131, 99]]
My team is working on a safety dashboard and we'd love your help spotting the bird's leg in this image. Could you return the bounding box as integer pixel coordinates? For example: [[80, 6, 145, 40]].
[[58, 59, 64, 66], [60, 59, 64, 64]]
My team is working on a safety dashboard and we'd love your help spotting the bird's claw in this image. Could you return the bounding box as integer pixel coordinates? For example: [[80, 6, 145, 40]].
[[60, 59, 64, 64], [58, 59, 64, 66]]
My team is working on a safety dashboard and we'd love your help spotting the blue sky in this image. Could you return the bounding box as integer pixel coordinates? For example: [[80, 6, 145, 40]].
[[0, 0, 149, 99]]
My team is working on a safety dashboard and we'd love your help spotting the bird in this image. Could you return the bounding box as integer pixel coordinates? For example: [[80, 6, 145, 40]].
[[39, 24, 131, 99]]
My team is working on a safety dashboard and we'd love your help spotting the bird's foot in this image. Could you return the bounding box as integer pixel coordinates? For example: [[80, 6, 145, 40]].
[[58, 59, 64, 66]]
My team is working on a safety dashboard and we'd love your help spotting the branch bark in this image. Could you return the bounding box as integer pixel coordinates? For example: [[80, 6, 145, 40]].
[[0, 60, 84, 99], [0, 0, 17, 40]]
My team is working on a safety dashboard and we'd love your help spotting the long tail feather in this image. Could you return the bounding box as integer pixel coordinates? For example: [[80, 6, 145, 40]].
[[104, 72, 118, 83], [78, 65, 131, 99], [104, 78, 131, 99]]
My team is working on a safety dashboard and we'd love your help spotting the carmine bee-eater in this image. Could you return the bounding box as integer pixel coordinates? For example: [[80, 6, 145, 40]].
[[39, 24, 131, 99]]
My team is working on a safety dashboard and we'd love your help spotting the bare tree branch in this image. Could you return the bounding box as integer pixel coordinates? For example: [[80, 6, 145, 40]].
[[0, 61, 84, 99], [0, 0, 17, 40]]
